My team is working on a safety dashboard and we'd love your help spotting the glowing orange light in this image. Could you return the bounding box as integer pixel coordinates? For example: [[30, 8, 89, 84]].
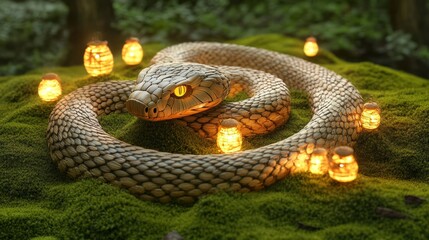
[[309, 148, 329, 175], [329, 146, 358, 182], [217, 119, 242, 153], [122, 37, 144, 65], [38, 73, 62, 102], [303, 37, 319, 57], [83, 40, 114, 77], [361, 102, 381, 130]]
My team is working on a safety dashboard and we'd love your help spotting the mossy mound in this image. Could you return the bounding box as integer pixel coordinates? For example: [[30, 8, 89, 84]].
[[0, 34, 428, 239], [327, 62, 429, 182]]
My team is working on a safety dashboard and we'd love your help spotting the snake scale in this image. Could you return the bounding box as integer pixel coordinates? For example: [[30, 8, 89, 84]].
[[47, 42, 363, 204]]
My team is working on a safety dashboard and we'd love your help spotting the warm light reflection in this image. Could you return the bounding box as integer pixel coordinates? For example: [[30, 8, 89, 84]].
[[83, 40, 114, 77], [329, 146, 358, 182], [309, 148, 329, 175], [38, 73, 62, 102], [361, 102, 381, 130], [303, 37, 319, 57], [122, 38, 144, 65], [217, 119, 242, 153]]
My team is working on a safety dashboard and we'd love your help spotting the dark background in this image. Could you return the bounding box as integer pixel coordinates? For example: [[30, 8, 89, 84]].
[[1, 0, 428, 78]]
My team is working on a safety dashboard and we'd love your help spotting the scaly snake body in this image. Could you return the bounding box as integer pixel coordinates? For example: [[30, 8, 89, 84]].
[[47, 43, 363, 204]]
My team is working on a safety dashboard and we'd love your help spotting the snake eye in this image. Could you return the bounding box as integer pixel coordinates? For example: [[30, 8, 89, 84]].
[[173, 85, 191, 98]]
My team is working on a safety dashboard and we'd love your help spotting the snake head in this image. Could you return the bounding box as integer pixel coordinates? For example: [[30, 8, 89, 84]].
[[126, 63, 230, 121]]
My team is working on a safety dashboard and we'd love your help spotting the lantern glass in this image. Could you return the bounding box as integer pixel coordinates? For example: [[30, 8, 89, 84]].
[[309, 148, 329, 175], [38, 73, 62, 102], [329, 146, 358, 182], [84, 40, 114, 77], [217, 119, 242, 153], [303, 37, 319, 57], [361, 102, 381, 130], [122, 38, 144, 65]]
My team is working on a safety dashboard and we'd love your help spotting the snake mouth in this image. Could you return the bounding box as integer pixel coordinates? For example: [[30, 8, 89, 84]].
[[126, 98, 217, 121]]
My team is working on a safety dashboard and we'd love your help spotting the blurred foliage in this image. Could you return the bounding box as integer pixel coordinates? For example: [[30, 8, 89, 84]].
[[0, 0, 68, 76], [113, 0, 388, 51], [385, 31, 417, 62], [0, 0, 428, 77], [111, 0, 429, 78], [112, 0, 393, 54]]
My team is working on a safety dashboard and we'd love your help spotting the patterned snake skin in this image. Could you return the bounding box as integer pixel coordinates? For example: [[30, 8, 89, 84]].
[[126, 62, 291, 138], [47, 42, 363, 204]]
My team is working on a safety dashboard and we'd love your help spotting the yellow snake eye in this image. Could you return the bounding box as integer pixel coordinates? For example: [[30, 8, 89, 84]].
[[173, 85, 188, 98]]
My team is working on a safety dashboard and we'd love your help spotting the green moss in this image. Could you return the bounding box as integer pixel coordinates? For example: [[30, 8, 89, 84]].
[[326, 62, 428, 91], [0, 206, 59, 239], [0, 74, 40, 103], [325, 62, 429, 181], [105, 117, 217, 154], [320, 224, 381, 240], [44, 180, 174, 240], [0, 34, 428, 239]]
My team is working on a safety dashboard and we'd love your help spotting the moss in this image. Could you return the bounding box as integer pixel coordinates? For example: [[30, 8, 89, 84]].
[[3, 175, 427, 239], [325, 62, 429, 181], [0, 74, 41, 103], [44, 180, 174, 240], [326, 62, 428, 91], [320, 224, 381, 240], [0, 34, 428, 239], [106, 117, 217, 154], [0, 206, 59, 239]]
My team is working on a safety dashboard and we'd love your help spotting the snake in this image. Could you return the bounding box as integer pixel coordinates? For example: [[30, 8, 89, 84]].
[[47, 42, 364, 204]]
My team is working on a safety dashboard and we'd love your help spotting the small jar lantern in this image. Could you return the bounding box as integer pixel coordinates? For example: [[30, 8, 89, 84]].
[[217, 119, 242, 153], [38, 73, 62, 102], [329, 146, 358, 182], [361, 102, 381, 130], [83, 40, 114, 77], [122, 37, 144, 65], [309, 148, 329, 175], [303, 37, 319, 57]]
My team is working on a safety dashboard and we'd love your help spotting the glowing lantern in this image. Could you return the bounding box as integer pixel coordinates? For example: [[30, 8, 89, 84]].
[[83, 40, 114, 77], [309, 148, 329, 175], [329, 146, 358, 182], [122, 37, 144, 65], [303, 37, 319, 57], [217, 119, 242, 153], [38, 73, 62, 102], [361, 102, 381, 130]]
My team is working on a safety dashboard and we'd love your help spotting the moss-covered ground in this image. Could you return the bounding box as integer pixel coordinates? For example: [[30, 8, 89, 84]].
[[0, 34, 428, 239]]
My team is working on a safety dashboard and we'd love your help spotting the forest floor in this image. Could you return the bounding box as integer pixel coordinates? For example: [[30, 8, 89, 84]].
[[0, 34, 428, 239]]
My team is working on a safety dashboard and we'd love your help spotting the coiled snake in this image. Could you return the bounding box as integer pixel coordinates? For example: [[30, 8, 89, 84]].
[[47, 43, 363, 204]]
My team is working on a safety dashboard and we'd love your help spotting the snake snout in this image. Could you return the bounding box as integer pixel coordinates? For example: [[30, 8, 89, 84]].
[[145, 105, 158, 118], [126, 99, 159, 120]]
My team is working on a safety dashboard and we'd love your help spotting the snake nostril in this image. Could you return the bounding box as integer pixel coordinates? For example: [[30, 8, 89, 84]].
[[144, 107, 149, 113], [153, 107, 157, 114]]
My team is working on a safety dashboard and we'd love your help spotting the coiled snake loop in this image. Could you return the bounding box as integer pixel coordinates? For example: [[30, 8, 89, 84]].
[[47, 43, 363, 204]]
